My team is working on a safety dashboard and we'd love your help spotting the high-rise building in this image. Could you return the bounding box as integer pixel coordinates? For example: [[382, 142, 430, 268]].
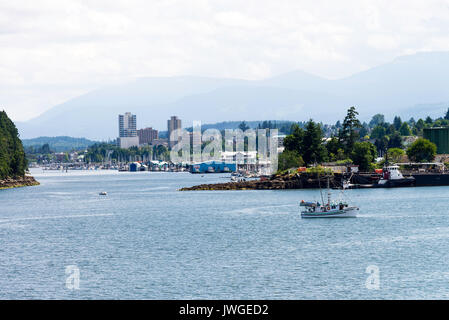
[[119, 112, 137, 137], [138, 127, 159, 145], [167, 116, 182, 147], [118, 112, 139, 148]]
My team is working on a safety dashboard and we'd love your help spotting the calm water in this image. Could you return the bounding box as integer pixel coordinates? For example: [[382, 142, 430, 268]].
[[1, 168, 449, 299]]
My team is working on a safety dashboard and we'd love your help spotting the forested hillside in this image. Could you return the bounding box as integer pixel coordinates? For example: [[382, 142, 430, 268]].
[[0, 111, 27, 179]]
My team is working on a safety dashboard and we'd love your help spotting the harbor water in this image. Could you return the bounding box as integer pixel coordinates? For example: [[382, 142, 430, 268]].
[[1, 168, 449, 299]]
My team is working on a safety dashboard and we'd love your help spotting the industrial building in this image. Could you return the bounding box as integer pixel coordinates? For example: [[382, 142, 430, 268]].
[[423, 127, 449, 154]]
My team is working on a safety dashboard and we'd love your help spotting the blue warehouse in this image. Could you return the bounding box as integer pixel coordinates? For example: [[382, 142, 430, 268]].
[[190, 161, 236, 174]]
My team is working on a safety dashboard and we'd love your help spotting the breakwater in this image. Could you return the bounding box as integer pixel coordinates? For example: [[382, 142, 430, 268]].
[[180, 172, 344, 191]]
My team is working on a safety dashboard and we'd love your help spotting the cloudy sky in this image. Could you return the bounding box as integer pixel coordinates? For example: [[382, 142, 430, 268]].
[[1, 0, 449, 121]]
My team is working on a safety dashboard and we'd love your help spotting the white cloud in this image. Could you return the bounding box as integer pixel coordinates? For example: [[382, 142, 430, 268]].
[[1, 0, 449, 121]]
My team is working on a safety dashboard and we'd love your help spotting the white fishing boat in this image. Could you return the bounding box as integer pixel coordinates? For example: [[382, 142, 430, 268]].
[[300, 177, 359, 218]]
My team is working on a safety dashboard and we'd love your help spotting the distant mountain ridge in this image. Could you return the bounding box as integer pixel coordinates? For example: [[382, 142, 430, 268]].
[[22, 136, 98, 152], [16, 51, 449, 140]]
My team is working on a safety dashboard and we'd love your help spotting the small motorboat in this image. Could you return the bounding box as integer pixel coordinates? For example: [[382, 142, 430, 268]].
[[99, 192, 107, 196]]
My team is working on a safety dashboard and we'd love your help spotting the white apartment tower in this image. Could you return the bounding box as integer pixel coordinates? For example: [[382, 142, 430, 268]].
[[118, 112, 139, 149]]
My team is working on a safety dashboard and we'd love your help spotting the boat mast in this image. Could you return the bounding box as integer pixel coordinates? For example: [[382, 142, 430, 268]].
[[327, 176, 331, 206], [318, 172, 325, 205]]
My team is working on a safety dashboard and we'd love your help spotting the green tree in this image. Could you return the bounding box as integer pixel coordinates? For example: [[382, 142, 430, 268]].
[[425, 116, 433, 124], [283, 124, 304, 153], [371, 125, 386, 139], [369, 114, 385, 128], [40, 143, 52, 154], [238, 121, 250, 132], [406, 138, 437, 162], [339, 106, 362, 154], [415, 118, 425, 133], [325, 137, 343, 161], [399, 122, 411, 136], [301, 120, 328, 165], [278, 150, 304, 171], [374, 136, 389, 157], [393, 116, 402, 130], [350, 141, 377, 172], [388, 132, 403, 149], [386, 124, 396, 135], [387, 148, 405, 163], [0, 110, 27, 179]]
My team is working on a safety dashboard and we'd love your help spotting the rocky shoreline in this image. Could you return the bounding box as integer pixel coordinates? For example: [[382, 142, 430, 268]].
[[180, 172, 344, 191], [0, 175, 40, 190]]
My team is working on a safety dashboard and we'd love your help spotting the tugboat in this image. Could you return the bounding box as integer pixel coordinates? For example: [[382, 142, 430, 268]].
[[300, 177, 359, 218], [376, 165, 415, 188]]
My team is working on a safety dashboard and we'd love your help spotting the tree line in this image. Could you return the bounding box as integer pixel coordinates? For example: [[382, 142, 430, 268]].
[[278, 107, 442, 172], [84, 143, 170, 163], [0, 111, 27, 179]]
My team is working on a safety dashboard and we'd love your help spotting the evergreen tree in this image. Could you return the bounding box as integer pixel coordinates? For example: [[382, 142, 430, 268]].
[[388, 132, 403, 149], [238, 121, 250, 132], [393, 116, 402, 130], [415, 119, 425, 132], [283, 124, 304, 154], [339, 106, 362, 155], [399, 122, 411, 136], [301, 120, 328, 165]]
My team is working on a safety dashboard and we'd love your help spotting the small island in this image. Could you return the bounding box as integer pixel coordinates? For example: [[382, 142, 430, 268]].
[[0, 111, 39, 189]]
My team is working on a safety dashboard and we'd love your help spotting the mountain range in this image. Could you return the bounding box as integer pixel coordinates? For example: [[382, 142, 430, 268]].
[[16, 51, 449, 140]]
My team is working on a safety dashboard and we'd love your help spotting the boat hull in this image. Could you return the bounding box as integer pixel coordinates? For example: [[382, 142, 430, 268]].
[[375, 177, 415, 188], [301, 207, 358, 218], [411, 173, 449, 186]]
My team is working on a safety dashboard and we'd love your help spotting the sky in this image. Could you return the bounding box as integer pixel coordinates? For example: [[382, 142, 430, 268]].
[[1, 0, 449, 122]]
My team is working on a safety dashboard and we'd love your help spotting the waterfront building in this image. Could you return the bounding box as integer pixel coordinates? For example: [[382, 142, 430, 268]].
[[423, 127, 449, 154], [190, 161, 236, 173], [138, 127, 159, 145], [118, 112, 139, 149], [167, 116, 182, 148]]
